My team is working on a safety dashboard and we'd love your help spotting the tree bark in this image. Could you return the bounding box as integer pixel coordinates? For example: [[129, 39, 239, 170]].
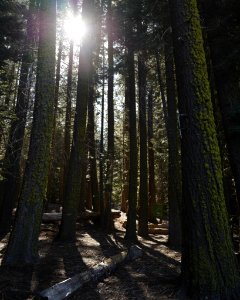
[[169, 0, 240, 297], [164, 32, 182, 248], [3, 0, 56, 265], [58, 0, 94, 241]]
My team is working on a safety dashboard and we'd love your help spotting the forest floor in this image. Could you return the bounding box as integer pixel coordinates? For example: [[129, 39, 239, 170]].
[[0, 211, 181, 300]]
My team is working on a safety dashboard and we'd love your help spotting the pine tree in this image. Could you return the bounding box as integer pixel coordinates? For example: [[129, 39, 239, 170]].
[[3, 0, 56, 265], [169, 0, 240, 297]]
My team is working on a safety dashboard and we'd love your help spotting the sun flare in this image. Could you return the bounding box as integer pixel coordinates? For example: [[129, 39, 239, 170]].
[[64, 12, 87, 43]]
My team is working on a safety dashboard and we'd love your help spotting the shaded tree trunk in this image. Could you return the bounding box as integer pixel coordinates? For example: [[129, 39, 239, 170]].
[[0, 0, 36, 238], [121, 78, 129, 213], [137, 51, 148, 237], [148, 89, 156, 223], [169, 0, 240, 297], [3, 0, 56, 265], [164, 32, 182, 248]]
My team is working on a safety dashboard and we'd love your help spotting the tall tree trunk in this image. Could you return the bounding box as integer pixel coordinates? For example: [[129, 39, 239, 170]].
[[137, 51, 148, 237], [121, 78, 129, 213], [58, 0, 94, 241], [88, 70, 100, 212], [169, 0, 240, 297], [61, 40, 74, 203], [3, 0, 56, 265], [47, 34, 63, 203], [164, 32, 182, 248], [99, 45, 105, 221], [200, 0, 240, 208], [0, 0, 36, 238], [148, 89, 156, 223], [103, 0, 114, 231], [124, 1, 137, 241]]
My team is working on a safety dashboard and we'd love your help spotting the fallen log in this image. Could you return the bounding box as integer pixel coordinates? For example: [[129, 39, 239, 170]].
[[36, 245, 143, 300], [148, 228, 169, 235], [42, 210, 121, 223]]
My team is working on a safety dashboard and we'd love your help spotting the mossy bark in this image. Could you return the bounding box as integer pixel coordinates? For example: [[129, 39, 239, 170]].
[[169, 0, 240, 298], [3, 0, 56, 265], [58, 0, 94, 241], [200, 0, 240, 208]]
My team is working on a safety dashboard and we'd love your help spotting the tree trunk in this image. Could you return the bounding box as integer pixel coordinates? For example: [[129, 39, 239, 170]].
[[164, 31, 182, 248], [103, 0, 114, 231], [200, 0, 240, 208], [121, 78, 129, 213], [124, 1, 138, 242], [47, 34, 63, 203], [61, 40, 73, 203], [88, 70, 100, 212], [169, 0, 240, 297], [3, 0, 56, 265], [58, 0, 94, 241], [137, 50, 148, 237], [148, 89, 156, 223], [0, 0, 36, 239]]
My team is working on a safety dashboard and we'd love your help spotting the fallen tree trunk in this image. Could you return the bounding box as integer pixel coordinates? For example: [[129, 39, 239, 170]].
[[42, 209, 121, 223], [36, 245, 143, 300]]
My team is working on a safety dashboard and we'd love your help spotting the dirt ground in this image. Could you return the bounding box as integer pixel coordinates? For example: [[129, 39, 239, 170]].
[[0, 212, 181, 300]]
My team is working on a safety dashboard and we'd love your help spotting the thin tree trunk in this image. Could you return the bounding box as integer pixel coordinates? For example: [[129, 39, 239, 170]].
[[125, 1, 138, 241], [148, 89, 156, 223], [137, 50, 148, 237], [103, 0, 114, 231], [164, 32, 182, 248], [121, 78, 129, 213]]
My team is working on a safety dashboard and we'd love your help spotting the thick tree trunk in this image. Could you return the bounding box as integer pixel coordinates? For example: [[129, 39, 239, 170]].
[[0, 0, 35, 238], [164, 33, 182, 248], [3, 0, 56, 265], [169, 0, 240, 297], [200, 0, 240, 207], [58, 0, 94, 241]]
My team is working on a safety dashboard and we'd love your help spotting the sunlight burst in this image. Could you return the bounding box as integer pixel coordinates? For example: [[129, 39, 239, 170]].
[[64, 12, 87, 43]]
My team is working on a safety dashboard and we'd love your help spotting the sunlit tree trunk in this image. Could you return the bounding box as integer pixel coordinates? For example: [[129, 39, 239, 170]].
[[125, 0, 137, 242], [103, 0, 114, 231], [3, 0, 56, 265], [169, 0, 240, 297], [61, 40, 74, 203], [58, 0, 94, 241]]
